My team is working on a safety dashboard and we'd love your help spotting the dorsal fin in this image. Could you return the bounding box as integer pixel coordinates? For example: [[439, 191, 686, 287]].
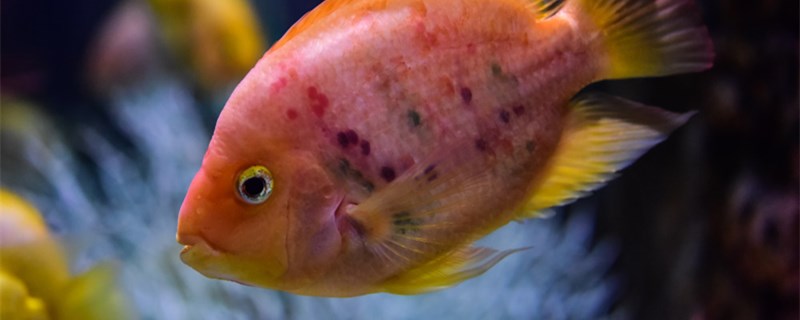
[[518, 93, 693, 218], [565, 0, 714, 79], [527, 0, 565, 20], [270, 0, 360, 53], [267, 0, 364, 54]]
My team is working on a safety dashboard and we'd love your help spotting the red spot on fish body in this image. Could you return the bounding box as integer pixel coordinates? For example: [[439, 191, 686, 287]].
[[380, 166, 396, 182], [360, 141, 371, 156], [466, 43, 477, 54], [336, 129, 360, 149], [415, 22, 438, 49], [344, 130, 359, 144], [307, 86, 329, 117], [270, 77, 289, 93], [337, 132, 350, 148], [513, 105, 525, 116], [499, 110, 510, 123], [460, 87, 473, 104], [475, 138, 488, 152], [286, 109, 298, 120]]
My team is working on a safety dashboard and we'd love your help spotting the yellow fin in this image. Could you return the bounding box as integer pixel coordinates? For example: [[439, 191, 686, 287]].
[[565, 0, 714, 79], [379, 246, 524, 294], [519, 93, 693, 217], [527, 0, 565, 20], [58, 263, 133, 320], [346, 143, 523, 292], [348, 142, 498, 246]]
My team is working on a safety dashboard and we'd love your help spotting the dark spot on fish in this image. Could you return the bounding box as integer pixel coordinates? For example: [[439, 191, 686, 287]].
[[360, 140, 371, 156], [491, 63, 503, 77], [350, 170, 372, 192], [361, 180, 375, 193], [307, 86, 329, 117], [337, 132, 350, 148], [286, 109, 298, 120], [475, 138, 488, 152], [338, 158, 351, 174], [513, 105, 525, 116], [380, 166, 396, 182], [393, 212, 413, 225], [526, 140, 536, 153], [407, 109, 421, 127], [460, 87, 472, 104], [499, 110, 510, 123], [393, 211, 420, 235], [419, 164, 438, 182], [337, 158, 375, 193], [345, 129, 359, 144]]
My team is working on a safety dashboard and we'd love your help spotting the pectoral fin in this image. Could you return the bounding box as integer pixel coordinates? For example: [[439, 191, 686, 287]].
[[527, 0, 566, 20], [519, 93, 693, 218], [348, 145, 497, 258], [346, 144, 518, 293]]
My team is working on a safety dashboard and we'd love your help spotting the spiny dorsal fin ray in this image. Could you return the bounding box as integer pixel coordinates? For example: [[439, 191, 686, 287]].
[[518, 93, 693, 217], [527, 0, 566, 20]]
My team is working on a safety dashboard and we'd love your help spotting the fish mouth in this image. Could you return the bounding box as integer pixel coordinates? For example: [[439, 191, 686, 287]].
[[177, 233, 223, 264]]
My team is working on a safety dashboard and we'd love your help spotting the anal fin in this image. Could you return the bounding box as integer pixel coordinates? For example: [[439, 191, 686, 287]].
[[519, 93, 693, 218], [379, 246, 525, 295]]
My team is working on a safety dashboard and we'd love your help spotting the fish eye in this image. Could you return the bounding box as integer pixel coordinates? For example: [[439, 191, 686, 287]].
[[237, 166, 274, 204]]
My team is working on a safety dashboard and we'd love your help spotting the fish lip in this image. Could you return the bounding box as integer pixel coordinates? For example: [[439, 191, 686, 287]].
[[180, 244, 195, 255], [178, 236, 226, 271], [177, 233, 223, 259], [176, 232, 201, 247]]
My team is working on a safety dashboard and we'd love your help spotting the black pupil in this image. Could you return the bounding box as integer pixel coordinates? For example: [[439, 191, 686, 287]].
[[243, 177, 266, 197]]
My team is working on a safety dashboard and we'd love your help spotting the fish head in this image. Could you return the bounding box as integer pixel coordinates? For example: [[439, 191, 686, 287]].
[[177, 83, 345, 291]]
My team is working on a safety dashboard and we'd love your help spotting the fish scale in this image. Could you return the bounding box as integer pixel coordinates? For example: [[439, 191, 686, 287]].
[[299, 9, 590, 198]]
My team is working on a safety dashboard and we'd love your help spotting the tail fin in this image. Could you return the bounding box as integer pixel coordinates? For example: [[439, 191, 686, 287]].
[[565, 0, 714, 79]]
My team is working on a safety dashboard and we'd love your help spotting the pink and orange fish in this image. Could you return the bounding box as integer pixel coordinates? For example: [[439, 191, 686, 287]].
[[177, 0, 713, 297]]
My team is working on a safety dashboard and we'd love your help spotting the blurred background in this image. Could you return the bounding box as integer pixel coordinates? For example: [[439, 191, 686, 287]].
[[0, 0, 796, 319]]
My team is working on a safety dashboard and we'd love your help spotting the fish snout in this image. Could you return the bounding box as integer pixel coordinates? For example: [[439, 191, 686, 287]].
[[176, 195, 202, 246], [176, 166, 218, 244]]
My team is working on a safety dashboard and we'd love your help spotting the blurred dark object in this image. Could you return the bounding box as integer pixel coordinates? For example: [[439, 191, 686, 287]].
[[696, 1, 799, 319], [589, 0, 798, 319], [1, 0, 120, 103]]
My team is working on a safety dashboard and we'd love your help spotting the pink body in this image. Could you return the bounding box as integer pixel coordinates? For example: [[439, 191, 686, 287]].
[[177, 0, 712, 297]]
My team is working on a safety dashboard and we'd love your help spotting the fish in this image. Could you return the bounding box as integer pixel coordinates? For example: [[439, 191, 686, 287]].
[[148, 0, 267, 90], [0, 189, 133, 319], [176, 0, 714, 297]]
